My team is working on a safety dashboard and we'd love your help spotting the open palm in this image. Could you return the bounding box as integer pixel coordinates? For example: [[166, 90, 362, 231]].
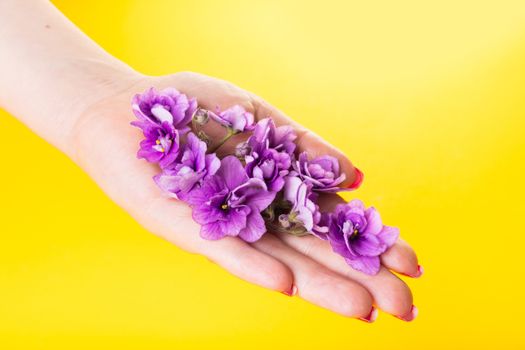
[[71, 71, 420, 322]]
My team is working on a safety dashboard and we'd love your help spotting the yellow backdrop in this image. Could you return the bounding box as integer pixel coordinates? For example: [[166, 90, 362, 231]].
[[1, 0, 524, 348]]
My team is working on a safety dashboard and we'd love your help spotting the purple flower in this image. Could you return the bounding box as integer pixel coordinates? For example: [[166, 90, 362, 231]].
[[243, 118, 297, 192], [210, 105, 255, 132], [246, 148, 290, 192], [136, 121, 180, 168], [292, 152, 347, 192], [154, 132, 220, 200], [278, 176, 326, 236], [251, 118, 296, 155], [186, 156, 276, 242], [326, 200, 399, 275], [132, 87, 197, 133]]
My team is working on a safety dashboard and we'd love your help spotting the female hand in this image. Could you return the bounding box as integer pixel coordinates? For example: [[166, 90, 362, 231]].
[[71, 71, 421, 322]]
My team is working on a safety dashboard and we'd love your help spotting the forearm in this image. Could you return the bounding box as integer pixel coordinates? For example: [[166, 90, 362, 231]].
[[0, 0, 142, 154]]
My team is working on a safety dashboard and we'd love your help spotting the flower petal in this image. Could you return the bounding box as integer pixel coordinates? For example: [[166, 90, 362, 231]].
[[221, 208, 248, 236], [205, 154, 221, 176], [153, 174, 180, 198], [345, 255, 381, 275], [248, 188, 276, 212], [328, 234, 354, 259], [192, 203, 223, 225], [352, 233, 387, 257], [151, 105, 174, 124], [284, 176, 302, 203], [200, 222, 227, 240], [238, 212, 267, 242], [217, 156, 248, 190], [377, 225, 400, 247], [186, 177, 228, 210], [296, 206, 314, 231], [348, 199, 365, 211], [233, 178, 275, 212], [363, 207, 383, 235]]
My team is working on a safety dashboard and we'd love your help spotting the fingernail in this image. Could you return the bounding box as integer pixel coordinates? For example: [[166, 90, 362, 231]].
[[347, 167, 364, 190], [358, 307, 378, 323], [396, 305, 418, 322], [400, 265, 424, 278], [281, 284, 297, 297]]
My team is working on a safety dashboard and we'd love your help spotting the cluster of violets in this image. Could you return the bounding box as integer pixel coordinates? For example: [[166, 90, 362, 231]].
[[131, 87, 399, 275]]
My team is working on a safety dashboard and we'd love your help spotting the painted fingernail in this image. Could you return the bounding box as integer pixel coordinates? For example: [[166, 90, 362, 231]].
[[400, 265, 424, 278], [415, 265, 424, 278], [281, 284, 297, 297], [347, 167, 364, 190], [396, 305, 418, 322], [358, 307, 378, 323]]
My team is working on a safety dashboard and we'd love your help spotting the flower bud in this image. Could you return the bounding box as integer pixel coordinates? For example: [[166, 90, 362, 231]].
[[192, 108, 210, 125], [278, 214, 291, 228]]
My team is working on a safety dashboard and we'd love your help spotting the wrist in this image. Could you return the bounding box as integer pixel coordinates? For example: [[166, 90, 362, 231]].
[[60, 59, 144, 140], [45, 59, 146, 159]]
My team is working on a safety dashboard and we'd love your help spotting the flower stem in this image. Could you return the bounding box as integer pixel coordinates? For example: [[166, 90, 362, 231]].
[[208, 128, 237, 153]]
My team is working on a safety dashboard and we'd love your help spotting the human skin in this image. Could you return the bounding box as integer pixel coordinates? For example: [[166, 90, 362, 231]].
[[0, 0, 421, 322]]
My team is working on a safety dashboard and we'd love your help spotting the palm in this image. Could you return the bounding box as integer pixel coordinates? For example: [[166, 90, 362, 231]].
[[72, 72, 419, 321]]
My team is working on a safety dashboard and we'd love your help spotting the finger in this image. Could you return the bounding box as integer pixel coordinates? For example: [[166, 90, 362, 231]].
[[276, 231, 414, 319], [132, 189, 295, 293], [77, 111, 295, 294], [162, 72, 362, 189], [381, 238, 423, 278], [316, 193, 421, 278], [305, 194, 415, 318], [252, 234, 375, 320], [251, 98, 362, 189]]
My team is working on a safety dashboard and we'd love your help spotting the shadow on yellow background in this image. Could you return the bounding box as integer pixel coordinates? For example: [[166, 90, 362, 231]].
[[1, 0, 524, 348]]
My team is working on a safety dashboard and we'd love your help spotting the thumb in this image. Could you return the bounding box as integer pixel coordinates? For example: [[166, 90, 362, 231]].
[[158, 72, 363, 189], [251, 98, 363, 190]]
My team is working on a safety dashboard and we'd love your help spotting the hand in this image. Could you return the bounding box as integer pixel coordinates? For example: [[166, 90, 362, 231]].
[[70, 71, 421, 321]]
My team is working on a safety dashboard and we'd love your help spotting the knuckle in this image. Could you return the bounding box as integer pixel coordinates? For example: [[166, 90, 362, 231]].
[[170, 70, 198, 80], [295, 128, 315, 149], [298, 236, 318, 258]]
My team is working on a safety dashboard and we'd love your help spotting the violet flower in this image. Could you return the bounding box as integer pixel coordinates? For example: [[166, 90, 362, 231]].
[[251, 118, 296, 154], [210, 105, 255, 133], [326, 200, 399, 275], [243, 118, 297, 192], [136, 121, 180, 169], [292, 152, 347, 192], [278, 176, 326, 236], [132, 87, 197, 133], [186, 156, 275, 242], [154, 132, 220, 200], [246, 148, 291, 192]]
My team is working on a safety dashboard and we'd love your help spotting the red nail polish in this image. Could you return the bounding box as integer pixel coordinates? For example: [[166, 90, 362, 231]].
[[400, 265, 424, 278], [396, 305, 418, 322], [281, 285, 297, 297], [358, 307, 378, 323], [415, 265, 424, 278], [348, 167, 364, 190]]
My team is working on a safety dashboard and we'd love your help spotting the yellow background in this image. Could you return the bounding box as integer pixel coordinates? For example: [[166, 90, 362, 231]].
[[1, 0, 525, 348]]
